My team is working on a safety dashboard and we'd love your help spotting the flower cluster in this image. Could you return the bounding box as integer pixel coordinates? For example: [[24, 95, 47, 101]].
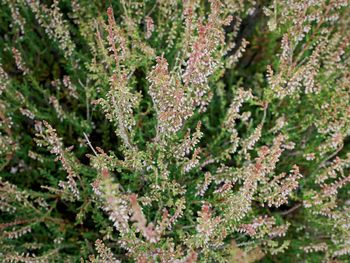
[[35, 121, 80, 200], [26, 0, 76, 59]]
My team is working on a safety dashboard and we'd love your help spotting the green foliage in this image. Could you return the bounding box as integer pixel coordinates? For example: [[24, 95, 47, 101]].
[[1, 0, 350, 262]]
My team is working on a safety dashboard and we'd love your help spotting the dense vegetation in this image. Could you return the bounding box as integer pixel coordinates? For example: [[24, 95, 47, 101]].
[[1, 0, 350, 262]]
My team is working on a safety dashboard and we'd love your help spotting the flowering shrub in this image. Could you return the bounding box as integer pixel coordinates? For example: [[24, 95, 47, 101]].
[[0, 0, 350, 262]]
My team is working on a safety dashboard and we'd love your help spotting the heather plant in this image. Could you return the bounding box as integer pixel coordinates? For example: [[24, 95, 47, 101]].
[[0, 0, 350, 262]]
